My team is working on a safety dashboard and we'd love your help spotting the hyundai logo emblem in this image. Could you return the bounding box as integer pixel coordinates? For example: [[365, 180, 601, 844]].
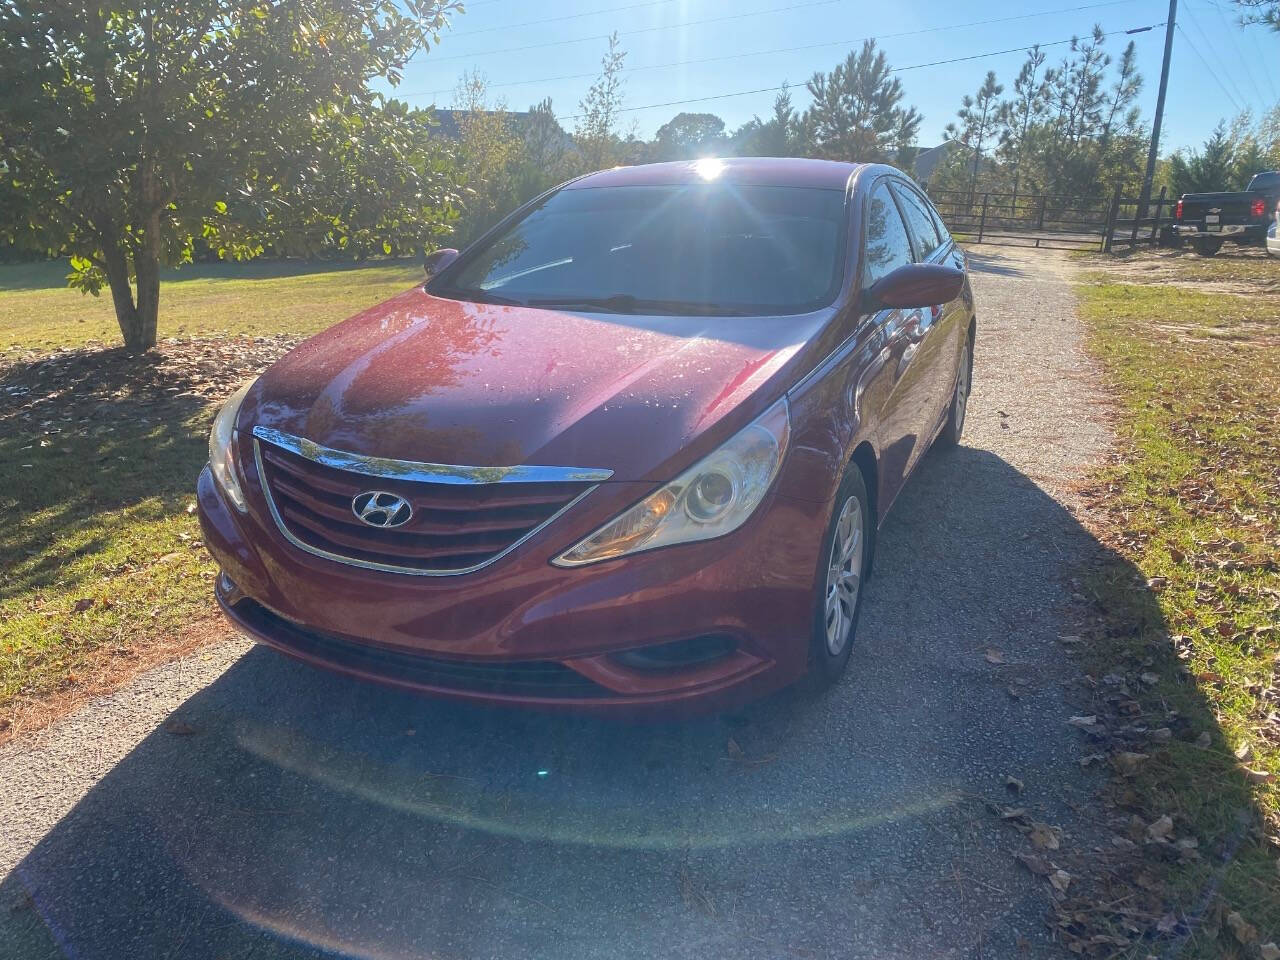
[[351, 491, 413, 528]]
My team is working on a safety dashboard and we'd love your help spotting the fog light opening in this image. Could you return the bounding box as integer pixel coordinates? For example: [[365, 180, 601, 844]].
[[612, 635, 737, 673]]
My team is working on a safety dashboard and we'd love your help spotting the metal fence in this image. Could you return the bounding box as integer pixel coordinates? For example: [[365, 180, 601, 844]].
[[926, 186, 1172, 253]]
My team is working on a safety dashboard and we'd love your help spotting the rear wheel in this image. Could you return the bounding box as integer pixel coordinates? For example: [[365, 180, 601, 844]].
[[936, 330, 973, 448], [1192, 237, 1222, 257], [808, 467, 872, 686]]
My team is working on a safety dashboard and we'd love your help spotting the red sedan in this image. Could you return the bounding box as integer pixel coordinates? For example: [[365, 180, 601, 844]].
[[198, 157, 975, 713]]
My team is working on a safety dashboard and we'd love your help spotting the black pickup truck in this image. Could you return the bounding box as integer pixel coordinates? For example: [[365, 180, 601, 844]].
[[1174, 171, 1280, 256]]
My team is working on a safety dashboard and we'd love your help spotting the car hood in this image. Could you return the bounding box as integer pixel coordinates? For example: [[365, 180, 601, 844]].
[[243, 286, 832, 482]]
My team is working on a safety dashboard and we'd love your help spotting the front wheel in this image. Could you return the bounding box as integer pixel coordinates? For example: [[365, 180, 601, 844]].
[[808, 467, 872, 686]]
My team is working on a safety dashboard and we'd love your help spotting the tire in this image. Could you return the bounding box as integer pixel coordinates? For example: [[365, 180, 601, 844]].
[[808, 466, 873, 687], [1192, 238, 1222, 257], [936, 329, 973, 448]]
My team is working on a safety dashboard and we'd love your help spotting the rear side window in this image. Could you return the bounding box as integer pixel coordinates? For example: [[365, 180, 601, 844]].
[[891, 182, 944, 260], [862, 183, 914, 288], [1248, 172, 1279, 192]]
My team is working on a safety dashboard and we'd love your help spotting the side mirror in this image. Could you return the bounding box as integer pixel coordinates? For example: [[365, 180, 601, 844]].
[[423, 247, 460, 278], [862, 262, 964, 312]]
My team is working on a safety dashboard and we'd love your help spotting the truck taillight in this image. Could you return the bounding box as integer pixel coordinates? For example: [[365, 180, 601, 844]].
[[1252, 197, 1266, 218], [1175, 199, 1183, 219]]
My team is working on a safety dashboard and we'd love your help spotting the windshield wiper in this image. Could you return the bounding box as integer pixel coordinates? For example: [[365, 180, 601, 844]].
[[525, 295, 749, 316]]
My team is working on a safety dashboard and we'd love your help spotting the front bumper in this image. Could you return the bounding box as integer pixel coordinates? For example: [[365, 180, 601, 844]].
[[198, 465, 828, 714]]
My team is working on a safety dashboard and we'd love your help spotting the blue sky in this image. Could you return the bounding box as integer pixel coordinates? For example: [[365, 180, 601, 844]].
[[385, 0, 1279, 156]]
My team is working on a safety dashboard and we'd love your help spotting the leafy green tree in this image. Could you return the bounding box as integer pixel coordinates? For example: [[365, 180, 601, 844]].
[[653, 113, 726, 160], [945, 71, 1005, 200], [1166, 124, 1239, 194], [450, 70, 526, 245], [0, 0, 459, 352], [1233, 0, 1280, 29], [798, 40, 921, 165], [998, 47, 1048, 201], [734, 86, 799, 157], [575, 32, 628, 171]]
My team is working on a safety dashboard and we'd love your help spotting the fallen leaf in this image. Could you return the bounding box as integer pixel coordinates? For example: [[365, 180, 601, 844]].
[[1030, 822, 1061, 850], [1150, 727, 1173, 742], [1259, 942, 1280, 960], [1195, 731, 1212, 748], [1244, 768, 1274, 784], [1140, 672, 1160, 685], [1000, 806, 1029, 821], [1059, 634, 1084, 645], [1234, 741, 1251, 761], [1146, 815, 1174, 841], [1014, 852, 1052, 876], [1226, 911, 1258, 946], [1113, 751, 1149, 776], [165, 720, 196, 736], [185, 502, 197, 514], [72, 597, 94, 613], [1006, 775, 1024, 794], [1048, 869, 1071, 893], [1156, 913, 1179, 934], [985, 647, 1005, 664], [1067, 715, 1098, 728]]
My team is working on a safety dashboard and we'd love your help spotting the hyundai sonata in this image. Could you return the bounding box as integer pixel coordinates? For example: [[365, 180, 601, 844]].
[[198, 157, 975, 713]]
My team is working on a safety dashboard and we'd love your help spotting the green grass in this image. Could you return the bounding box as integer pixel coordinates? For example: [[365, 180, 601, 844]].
[[0, 259, 423, 734], [1078, 278, 1279, 955], [0, 258, 423, 354]]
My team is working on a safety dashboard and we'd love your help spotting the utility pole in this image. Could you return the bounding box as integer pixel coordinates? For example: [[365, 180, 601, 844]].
[[1139, 0, 1178, 217]]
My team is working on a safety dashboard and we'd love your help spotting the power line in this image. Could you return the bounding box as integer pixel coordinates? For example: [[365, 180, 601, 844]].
[[555, 22, 1167, 120], [1175, 24, 1244, 113], [427, 0, 844, 64], [445, 0, 696, 40], [1179, 2, 1251, 108], [1202, 0, 1272, 110], [405, 0, 1149, 100]]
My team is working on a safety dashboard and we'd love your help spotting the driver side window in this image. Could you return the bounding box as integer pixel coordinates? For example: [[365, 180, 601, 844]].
[[862, 183, 914, 291]]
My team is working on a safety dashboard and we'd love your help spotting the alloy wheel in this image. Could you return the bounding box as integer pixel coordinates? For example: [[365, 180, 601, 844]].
[[824, 495, 864, 656]]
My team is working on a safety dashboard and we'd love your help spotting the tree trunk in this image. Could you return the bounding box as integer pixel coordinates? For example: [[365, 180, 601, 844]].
[[101, 238, 159, 352], [132, 239, 160, 352]]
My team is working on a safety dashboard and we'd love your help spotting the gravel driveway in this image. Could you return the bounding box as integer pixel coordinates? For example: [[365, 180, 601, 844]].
[[0, 247, 1112, 960]]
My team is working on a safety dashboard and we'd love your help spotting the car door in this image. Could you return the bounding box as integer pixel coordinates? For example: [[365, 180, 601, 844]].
[[889, 179, 963, 457], [860, 179, 925, 511]]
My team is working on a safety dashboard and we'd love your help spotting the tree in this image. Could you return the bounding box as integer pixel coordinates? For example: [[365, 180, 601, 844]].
[[450, 70, 525, 245], [654, 113, 726, 160], [998, 47, 1048, 200], [0, 0, 460, 352], [1233, 0, 1280, 29], [946, 72, 1005, 200], [575, 32, 628, 171], [799, 41, 922, 165], [734, 86, 799, 157], [1166, 124, 1239, 194]]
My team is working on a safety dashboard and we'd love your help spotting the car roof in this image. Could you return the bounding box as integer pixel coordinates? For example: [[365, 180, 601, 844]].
[[565, 157, 865, 191]]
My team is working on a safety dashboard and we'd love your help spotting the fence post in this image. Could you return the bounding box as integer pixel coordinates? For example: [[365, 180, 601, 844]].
[[1036, 194, 1047, 230], [977, 192, 989, 244], [1150, 185, 1167, 245], [1103, 183, 1122, 253], [1129, 192, 1142, 247]]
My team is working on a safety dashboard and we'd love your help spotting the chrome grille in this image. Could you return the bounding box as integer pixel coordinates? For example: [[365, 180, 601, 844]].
[[252, 427, 608, 576]]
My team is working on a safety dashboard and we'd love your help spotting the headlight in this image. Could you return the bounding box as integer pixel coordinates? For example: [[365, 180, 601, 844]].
[[209, 380, 256, 513], [553, 396, 790, 567]]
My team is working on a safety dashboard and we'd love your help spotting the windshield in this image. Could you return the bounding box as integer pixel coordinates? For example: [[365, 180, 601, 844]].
[[431, 183, 849, 316]]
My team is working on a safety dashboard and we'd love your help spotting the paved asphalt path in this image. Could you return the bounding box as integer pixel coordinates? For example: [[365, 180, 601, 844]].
[[1, 247, 1113, 960]]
